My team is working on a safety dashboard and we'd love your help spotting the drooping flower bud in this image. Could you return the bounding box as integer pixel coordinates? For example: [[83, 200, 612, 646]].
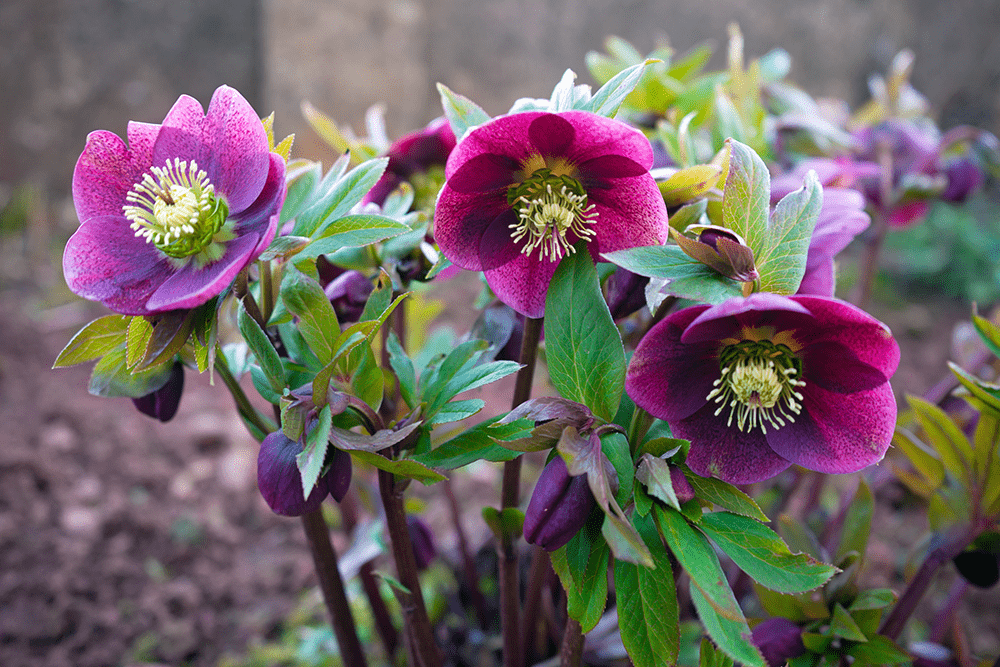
[[406, 516, 437, 570], [326, 446, 352, 503], [751, 618, 806, 667], [523, 456, 595, 551], [670, 465, 695, 504], [605, 267, 649, 321], [132, 361, 184, 422], [257, 431, 329, 517], [324, 270, 374, 323], [953, 548, 1000, 588], [940, 157, 984, 204]]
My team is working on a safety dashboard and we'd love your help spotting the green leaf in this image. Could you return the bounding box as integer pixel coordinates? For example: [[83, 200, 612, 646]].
[[550, 516, 610, 633], [586, 59, 662, 118], [830, 603, 867, 642], [437, 82, 492, 140], [950, 361, 1000, 416], [280, 266, 340, 365], [297, 404, 332, 498], [972, 312, 1000, 359], [386, 332, 417, 408], [602, 245, 743, 305], [636, 454, 684, 511], [297, 214, 411, 261], [546, 243, 626, 421], [849, 588, 896, 611], [721, 139, 770, 265], [755, 169, 821, 294], [656, 506, 764, 667], [700, 511, 837, 593], [614, 511, 680, 667], [835, 480, 873, 564], [293, 158, 389, 238], [347, 450, 447, 484], [237, 299, 285, 395], [279, 160, 322, 226], [973, 410, 1000, 511], [681, 466, 770, 522], [53, 315, 130, 367], [846, 634, 911, 666], [907, 394, 973, 480], [136, 310, 195, 371], [892, 427, 945, 488], [698, 638, 735, 667], [125, 316, 153, 369], [412, 417, 525, 470], [88, 344, 174, 398]]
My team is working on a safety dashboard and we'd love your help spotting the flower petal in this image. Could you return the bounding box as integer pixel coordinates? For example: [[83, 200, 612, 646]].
[[434, 187, 513, 270], [678, 404, 792, 484], [444, 112, 543, 179], [681, 293, 814, 345], [586, 173, 669, 254], [626, 305, 720, 422], [483, 250, 562, 319], [528, 113, 575, 156], [145, 232, 261, 312], [556, 110, 654, 168], [154, 86, 270, 213], [445, 152, 521, 193], [72, 125, 157, 223], [801, 340, 889, 393], [62, 215, 171, 316], [792, 296, 900, 379], [767, 382, 895, 473]]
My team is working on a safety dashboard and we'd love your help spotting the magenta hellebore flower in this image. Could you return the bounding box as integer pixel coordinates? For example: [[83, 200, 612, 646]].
[[434, 111, 669, 318], [65, 85, 286, 315], [626, 293, 899, 484], [364, 116, 457, 207], [771, 159, 870, 297]]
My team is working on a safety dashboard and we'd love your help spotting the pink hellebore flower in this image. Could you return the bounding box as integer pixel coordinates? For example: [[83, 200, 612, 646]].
[[771, 160, 870, 296], [434, 111, 669, 318], [363, 116, 457, 207], [626, 293, 899, 484], [65, 86, 286, 315]]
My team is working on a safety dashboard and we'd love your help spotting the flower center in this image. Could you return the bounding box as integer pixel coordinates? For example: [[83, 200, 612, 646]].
[[506, 169, 597, 262], [123, 158, 229, 259], [705, 340, 806, 434]]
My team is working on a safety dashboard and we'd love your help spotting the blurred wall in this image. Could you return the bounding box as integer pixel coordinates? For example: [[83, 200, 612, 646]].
[[2, 0, 998, 195]]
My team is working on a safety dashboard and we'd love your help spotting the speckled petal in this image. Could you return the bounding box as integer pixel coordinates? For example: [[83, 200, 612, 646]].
[[62, 215, 172, 316], [626, 305, 719, 422], [554, 110, 654, 168], [72, 124, 158, 223], [483, 250, 563, 319], [680, 293, 814, 345], [153, 86, 270, 213], [767, 381, 896, 473], [445, 152, 521, 193], [145, 232, 260, 312], [792, 296, 900, 378], [586, 173, 669, 255], [444, 112, 544, 179], [528, 113, 576, 156], [434, 188, 513, 270], [230, 152, 286, 258], [677, 404, 792, 484]]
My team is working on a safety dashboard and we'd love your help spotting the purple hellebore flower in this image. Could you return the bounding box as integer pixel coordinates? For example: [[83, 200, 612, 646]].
[[751, 618, 806, 667], [771, 161, 870, 297], [364, 116, 457, 207], [65, 85, 286, 315], [434, 111, 669, 318], [625, 293, 899, 484], [523, 455, 596, 551], [132, 361, 184, 422], [257, 431, 352, 516]]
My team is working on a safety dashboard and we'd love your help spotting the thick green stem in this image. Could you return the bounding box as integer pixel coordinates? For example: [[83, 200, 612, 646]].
[[214, 357, 274, 438], [500, 315, 543, 667], [300, 509, 369, 667]]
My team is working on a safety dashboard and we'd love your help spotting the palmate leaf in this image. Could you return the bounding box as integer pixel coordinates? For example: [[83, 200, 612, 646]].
[[546, 243, 626, 422]]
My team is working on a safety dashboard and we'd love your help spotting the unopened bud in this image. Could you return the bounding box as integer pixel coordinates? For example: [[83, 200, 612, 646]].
[[257, 431, 329, 517], [941, 157, 984, 203], [324, 270, 373, 323], [672, 225, 758, 283], [751, 618, 806, 667], [406, 516, 437, 570], [326, 446, 352, 503], [523, 456, 595, 551], [132, 361, 184, 422]]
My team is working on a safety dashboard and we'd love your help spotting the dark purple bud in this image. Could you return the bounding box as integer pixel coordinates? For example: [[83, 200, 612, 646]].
[[910, 641, 959, 667], [324, 446, 352, 503], [523, 456, 595, 552], [406, 516, 437, 570], [257, 431, 329, 516], [953, 549, 1000, 588], [470, 302, 525, 363], [751, 618, 806, 667], [940, 157, 983, 203], [672, 225, 758, 282], [132, 361, 184, 422], [605, 267, 649, 321], [670, 466, 695, 504], [364, 117, 457, 206], [324, 270, 373, 323]]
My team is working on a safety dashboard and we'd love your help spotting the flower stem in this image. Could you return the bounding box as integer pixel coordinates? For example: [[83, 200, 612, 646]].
[[851, 208, 888, 310], [878, 528, 976, 640], [300, 508, 370, 667], [213, 356, 274, 438], [558, 617, 584, 667], [500, 315, 543, 667], [521, 544, 551, 663], [445, 477, 490, 630]]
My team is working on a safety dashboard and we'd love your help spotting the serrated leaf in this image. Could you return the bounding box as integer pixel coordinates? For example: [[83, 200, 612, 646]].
[[53, 315, 130, 367], [281, 266, 340, 365], [293, 158, 389, 238], [237, 299, 285, 394], [296, 214, 410, 261], [907, 394, 973, 480], [549, 516, 609, 632], [426, 399, 484, 425], [347, 450, 446, 484], [699, 637, 735, 667], [755, 170, 821, 294], [721, 139, 770, 261], [125, 316, 153, 369], [700, 511, 837, 593], [88, 344, 174, 398], [437, 83, 492, 140], [297, 404, 332, 498], [259, 235, 311, 262], [680, 467, 770, 522], [636, 454, 684, 511], [614, 512, 680, 667], [412, 417, 525, 470], [546, 243, 626, 421], [830, 603, 867, 642], [603, 245, 743, 305], [586, 59, 661, 118], [656, 506, 765, 667]]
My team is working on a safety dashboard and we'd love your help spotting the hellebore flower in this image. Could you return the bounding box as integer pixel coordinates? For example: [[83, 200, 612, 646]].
[[257, 431, 352, 516], [65, 85, 286, 315], [752, 618, 806, 667], [626, 293, 899, 484], [364, 116, 456, 207], [771, 161, 870, 296], [434, 111, 669, 318], [523, 455, 596, 551], [132, 361, 184, 422]]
